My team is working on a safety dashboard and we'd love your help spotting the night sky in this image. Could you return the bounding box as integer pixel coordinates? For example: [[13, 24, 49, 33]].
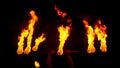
[[2, 0, 115, 68]]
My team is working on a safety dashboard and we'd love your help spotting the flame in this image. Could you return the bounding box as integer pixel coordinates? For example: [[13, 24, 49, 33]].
[[57, 25, 71, 56], [24, 10, 38, 54], [17, 10, 38, 55], [83, 20, 96, 53], [32, 33, 46, 51], [55, 5, 67, 18], [34, 61, 40, 68], [94, 20, 107, 52], [55, 5, 72, 55], [17, 29, 29, 54]]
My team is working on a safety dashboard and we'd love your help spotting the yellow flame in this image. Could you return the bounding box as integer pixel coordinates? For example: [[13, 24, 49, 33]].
[[17, 10, 38, 55], [55, 5, 67, 18], [17, 29, 29, 54], [34, 61, 40, 68], [57, 25, 71, 56], [83, 20, 96, 53], [24, 10, 38, 54], [32, 33, 46, 51], [94, 20, 107, 52]]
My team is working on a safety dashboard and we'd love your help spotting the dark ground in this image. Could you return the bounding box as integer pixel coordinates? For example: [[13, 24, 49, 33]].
[[1, 0, 116, 68]]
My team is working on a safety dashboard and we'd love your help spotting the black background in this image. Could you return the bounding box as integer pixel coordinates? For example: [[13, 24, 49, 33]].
[[1, 0, 116, 68]]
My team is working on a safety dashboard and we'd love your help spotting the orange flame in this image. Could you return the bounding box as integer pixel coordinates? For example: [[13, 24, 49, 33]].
[[83, 20, 96, 53], [17, 29, 29, 54], [55, 5, 67, 18], [57, 25, 71, 56], [17, 10, 38, 55], [94, 20, 107, 52], [34, 61, 40, 68], [24, 10, 38, 54], [32, 33, 46, 51]]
